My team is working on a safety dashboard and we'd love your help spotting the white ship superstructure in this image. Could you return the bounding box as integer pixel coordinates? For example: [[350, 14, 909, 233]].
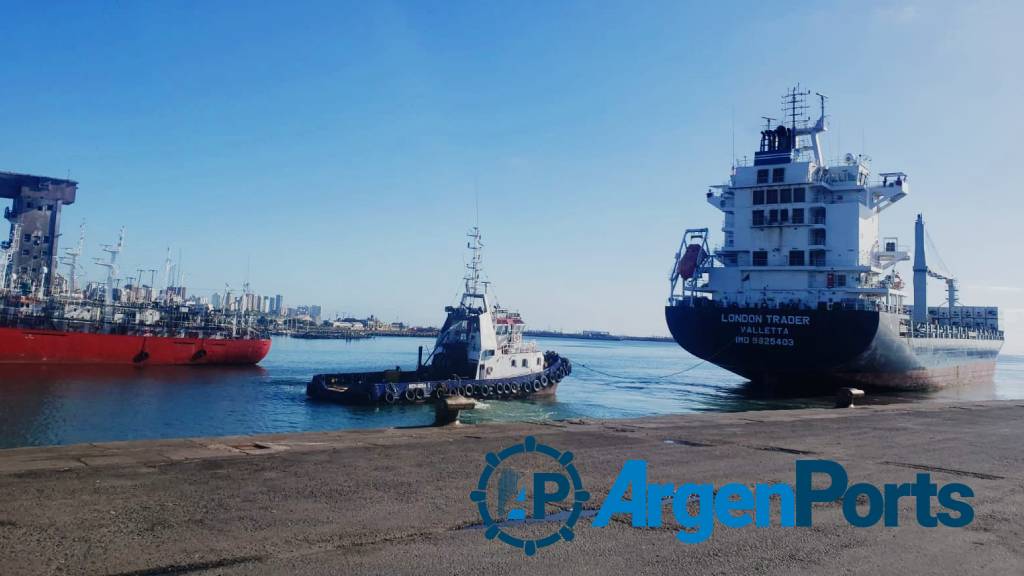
[[666, 87, 1002, 390], [680, 88, 913, 313]]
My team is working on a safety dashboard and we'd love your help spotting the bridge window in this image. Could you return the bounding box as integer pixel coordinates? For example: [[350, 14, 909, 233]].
[[772, 168, 785, 183], [792, 208, 805, 224], [810, 229, 826, 245], [780, 188, 792, 203], [780, 209, 789, 223], [837, 274, 847, 287], [753, 251, 768, 266], [810, 249, 826, 267], [752, 210, 765, 226], [811, 207, 826, 224], [752, 189, 764, 205], [766, 189, 778, 204], [756, 169, 769, 184], [793, 187, 806, 202], [511, 359, 517, 367], [768, 209, 778, 224], [789, 250, 805, 266]]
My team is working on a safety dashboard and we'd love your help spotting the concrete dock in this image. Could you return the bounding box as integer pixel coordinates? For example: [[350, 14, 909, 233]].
[[0, 400, 1022, 575]]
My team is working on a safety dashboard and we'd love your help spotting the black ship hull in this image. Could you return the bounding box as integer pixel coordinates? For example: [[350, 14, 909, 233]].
[[665, 302, 1001, 391]]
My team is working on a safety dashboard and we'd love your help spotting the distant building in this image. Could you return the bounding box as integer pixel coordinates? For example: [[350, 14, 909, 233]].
[[310, 305, 322, 322], [273, 294, 283, 316], [0, 171, 78, 296]]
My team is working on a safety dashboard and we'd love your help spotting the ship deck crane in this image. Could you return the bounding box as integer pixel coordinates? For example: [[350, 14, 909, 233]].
[[913, 214, 959, 325], [927, 269, 958, 315]]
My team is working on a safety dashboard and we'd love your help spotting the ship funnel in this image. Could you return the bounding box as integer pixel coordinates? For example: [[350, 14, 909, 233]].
[[913, 214, 928, 325]]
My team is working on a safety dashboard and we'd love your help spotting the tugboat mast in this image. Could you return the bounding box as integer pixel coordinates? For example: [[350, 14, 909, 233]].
[[462, 227, 485, 306]]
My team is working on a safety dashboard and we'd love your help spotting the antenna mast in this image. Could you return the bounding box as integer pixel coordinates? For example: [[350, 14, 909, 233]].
[[463, 227, 483, 299], [782, 84, 811, 134]]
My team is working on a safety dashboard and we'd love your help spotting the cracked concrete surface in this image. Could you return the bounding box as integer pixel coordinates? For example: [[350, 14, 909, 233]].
[[0, 401, 1021, 575]]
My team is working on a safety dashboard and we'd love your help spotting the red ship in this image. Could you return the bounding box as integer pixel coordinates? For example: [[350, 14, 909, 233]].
[[1, 171, 271, 366], [0, 326, 270, 365]]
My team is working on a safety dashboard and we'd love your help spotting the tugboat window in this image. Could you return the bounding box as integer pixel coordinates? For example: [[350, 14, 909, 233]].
[[753, 189, 765, 205], [753, 251, 768, 266], [511, 359, 516, 367], [789, 250, 805, 266], [780, 188, 792, 203], [793, 187, 805, 202], [792, 208, 804, 224], [766, 189, 778, 204], [780, 209, 789, 223], [752, 210, 765, 226], [772, 168, 785, 183], [756, 169, 769, 184], [768, 209, 778, 224]]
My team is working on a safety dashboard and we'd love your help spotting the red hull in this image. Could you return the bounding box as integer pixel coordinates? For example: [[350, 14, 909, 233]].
[[0, 326, 271, 365]]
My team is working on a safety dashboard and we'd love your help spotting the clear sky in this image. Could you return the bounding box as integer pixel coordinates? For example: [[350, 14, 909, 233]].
[[2, 1, 1022, 349]]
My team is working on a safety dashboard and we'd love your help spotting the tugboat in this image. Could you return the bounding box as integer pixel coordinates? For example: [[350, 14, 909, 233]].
[[666, 87, 1003, 391], [307, 228, 571, 404]]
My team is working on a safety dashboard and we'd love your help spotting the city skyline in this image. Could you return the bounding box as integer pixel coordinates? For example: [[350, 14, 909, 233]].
[[2, 1, 1022, 350]]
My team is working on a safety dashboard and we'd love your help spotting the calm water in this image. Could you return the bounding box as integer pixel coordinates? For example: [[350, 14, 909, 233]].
[[1, 336, 1022, 448]]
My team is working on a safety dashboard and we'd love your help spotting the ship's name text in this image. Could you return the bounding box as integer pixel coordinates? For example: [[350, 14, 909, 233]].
[[719, 313, 811, 326]]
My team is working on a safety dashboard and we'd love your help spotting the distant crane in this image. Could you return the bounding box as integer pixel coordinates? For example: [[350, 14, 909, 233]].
[[0, 222, 21, 291], [60, 221, 86, 295], [94, 227, 126, 321]]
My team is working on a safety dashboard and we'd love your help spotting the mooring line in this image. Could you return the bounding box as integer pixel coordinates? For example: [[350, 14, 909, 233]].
[[572, 342, 733, 381]]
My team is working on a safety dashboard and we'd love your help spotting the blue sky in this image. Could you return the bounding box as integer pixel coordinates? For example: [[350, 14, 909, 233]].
[[2, 1, 1022, 348]]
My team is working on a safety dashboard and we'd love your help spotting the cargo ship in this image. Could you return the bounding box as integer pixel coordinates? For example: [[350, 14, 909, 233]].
[[308, 227, 570, 404], [665, 87, 1003, 390], [0, 170, 270, 365]]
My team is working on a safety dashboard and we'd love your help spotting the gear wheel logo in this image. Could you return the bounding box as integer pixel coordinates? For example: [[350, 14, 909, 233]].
[[470, 436, 590, 556]]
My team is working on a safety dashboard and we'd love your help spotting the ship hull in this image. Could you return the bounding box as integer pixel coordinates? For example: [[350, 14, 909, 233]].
[[665, 303, 1001, 391], [0, 326, 271, 365], [308, 354, 571, 405]]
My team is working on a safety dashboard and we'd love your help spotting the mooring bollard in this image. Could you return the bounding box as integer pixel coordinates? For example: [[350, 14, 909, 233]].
[[434, 395, 476, 426], [835, 387, 865, 408]]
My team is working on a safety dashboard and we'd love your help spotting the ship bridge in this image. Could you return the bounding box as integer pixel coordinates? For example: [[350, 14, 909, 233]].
[[681, 87, 914, 311]]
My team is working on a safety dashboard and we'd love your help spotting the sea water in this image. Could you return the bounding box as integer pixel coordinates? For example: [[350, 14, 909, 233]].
[[0, 336, 1021, 448]]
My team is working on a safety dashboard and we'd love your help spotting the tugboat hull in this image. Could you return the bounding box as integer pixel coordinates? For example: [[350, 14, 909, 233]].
[[308, 353, 571, 405], [665, 303, 1001, 391]]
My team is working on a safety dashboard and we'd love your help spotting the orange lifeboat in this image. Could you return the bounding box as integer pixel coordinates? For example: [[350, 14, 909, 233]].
[[676, 244, 706, 280]]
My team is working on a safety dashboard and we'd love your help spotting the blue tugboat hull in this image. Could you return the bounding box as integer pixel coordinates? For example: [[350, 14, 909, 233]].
[[308, 353, 571, 405]]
